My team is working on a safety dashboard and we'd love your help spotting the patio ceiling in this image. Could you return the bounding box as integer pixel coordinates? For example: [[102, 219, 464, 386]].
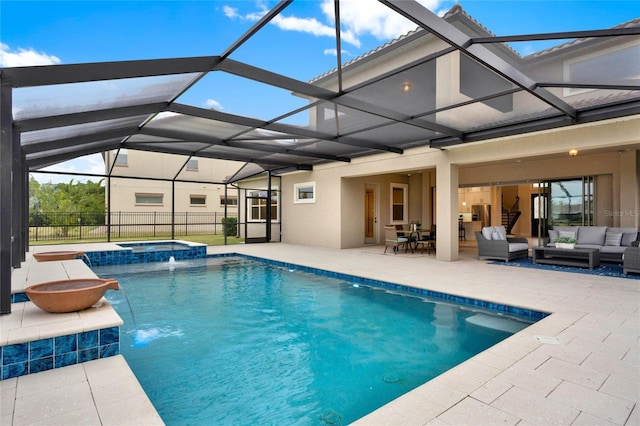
[[2, 0, 639, 183]]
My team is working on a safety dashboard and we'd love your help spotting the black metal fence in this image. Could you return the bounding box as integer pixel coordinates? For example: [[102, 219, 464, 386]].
[[29, 211, 237, 242]]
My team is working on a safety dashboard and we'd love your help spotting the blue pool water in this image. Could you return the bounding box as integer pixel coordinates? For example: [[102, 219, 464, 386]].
[[95, 257, 533, 425], [117, 241, 191, 252]]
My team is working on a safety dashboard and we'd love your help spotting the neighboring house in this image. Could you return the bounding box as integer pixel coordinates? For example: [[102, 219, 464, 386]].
[[104, 149, 240, 215], [234, 5, 639, 258]]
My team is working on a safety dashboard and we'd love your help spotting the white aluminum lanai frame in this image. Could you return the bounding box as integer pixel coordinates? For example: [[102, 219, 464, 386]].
[[1, 0, 639, 314]]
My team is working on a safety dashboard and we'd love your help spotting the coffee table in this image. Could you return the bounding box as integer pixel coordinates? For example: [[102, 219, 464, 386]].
[[532, 247, 600, 270]]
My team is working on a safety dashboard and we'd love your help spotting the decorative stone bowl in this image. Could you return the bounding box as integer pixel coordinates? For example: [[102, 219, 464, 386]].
[[26, 278, 119, 313], [33, 251, 85, 262]]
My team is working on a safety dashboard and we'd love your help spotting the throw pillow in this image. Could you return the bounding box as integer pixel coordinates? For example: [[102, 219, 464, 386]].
[[605, 231, 623, 246], [621, 231, 639, 247], [482, 227, 493, 240], [494, 225, 507, 240], [492, 231, 504, 241]]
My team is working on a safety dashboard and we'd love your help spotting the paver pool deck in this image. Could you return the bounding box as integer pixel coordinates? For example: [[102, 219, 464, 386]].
[[2, 242, 638, 425]]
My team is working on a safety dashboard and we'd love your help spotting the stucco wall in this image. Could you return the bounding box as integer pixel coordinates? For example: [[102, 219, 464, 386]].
[[278, 117, 639, 251], [106, 150, 239, 215]]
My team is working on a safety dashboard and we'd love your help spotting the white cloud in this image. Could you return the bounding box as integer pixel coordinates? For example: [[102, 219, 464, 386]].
[[222, 2, 360, 47], [0, 43, 61, 67], [272, 14, 361, 48], [153, 111, 180, 120], [323, 48, 351, 57], [31, 154, 105, 184], [321, 0, 446, 41], [222, 5, 239, 19], [205, 99, 223, 110], [222, 0, 446, 50], [222, 3, 266, 22]]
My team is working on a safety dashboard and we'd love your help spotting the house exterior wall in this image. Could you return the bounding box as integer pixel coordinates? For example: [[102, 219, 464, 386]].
[[104, 150, 240, 216], [276, 116, 639, 257]]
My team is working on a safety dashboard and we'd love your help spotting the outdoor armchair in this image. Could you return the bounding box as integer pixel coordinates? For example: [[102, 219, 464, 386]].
[[384, 225, 409, 254], [475, 226, 529, 262]]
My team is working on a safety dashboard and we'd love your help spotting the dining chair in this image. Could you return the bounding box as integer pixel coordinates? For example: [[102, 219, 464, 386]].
[[384, 225, 409, 254]]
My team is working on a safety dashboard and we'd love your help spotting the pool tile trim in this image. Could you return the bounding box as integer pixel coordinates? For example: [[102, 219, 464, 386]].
[[212, 253, 550, 321], [1, 326, 120, 380], [85, 242, 206, 266]]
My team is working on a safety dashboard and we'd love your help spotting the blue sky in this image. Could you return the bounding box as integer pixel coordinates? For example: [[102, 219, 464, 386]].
[[1, 0, 638, 182]]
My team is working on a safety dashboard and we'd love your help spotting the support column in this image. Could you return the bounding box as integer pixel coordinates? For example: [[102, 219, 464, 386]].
[[22, 157, 28, 260], [12, 133, 23, 268], [266, 172, 272, 242], [618, 150, 639, 228], [1, 85, 13, 314], [171, 180, 175, 239], [436, 162, 459, 261]]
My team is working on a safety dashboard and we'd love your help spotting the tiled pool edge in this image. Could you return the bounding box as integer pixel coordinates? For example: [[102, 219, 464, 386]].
[[214, 253, 550, 322], [86, 242, 207, 266], [1, 326, 120, 380]]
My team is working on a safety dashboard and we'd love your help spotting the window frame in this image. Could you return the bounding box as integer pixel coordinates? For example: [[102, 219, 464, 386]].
[[135, 193, 163, 205], [186, 158, 199, 171], [248, 188, 279, 223], [220, 195, 238, 207], [189, 194, 206, 206], [563, 41, 640, 97], [114, 149, 128, 166], [389, 183, 408, 225], [293, 181, 316, 204]]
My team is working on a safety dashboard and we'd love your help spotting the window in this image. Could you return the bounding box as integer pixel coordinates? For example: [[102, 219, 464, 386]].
[[190, 195, 206, 206], [294, 181, 316, 204], [390, 183, 408, 224], [114, 149, 128, 166], [549, 178, 594, 226], [135, 193, 163, 205], [186, 158, 199, 171], [565, 43, 640, 96], [220, 196, 238, 206], [249, 189, 279, 222]]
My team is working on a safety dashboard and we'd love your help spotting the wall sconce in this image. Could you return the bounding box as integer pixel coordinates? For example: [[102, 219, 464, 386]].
[[403, 83, 410, 92], [569, 149, 578, 157]]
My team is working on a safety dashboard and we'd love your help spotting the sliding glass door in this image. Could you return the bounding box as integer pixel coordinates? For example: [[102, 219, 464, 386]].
[[548, 177, 595, 227]]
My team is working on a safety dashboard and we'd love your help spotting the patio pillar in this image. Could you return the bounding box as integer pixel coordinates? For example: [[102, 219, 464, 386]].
[[618, 150, 639, 228], [1, 85, 13, 314], [12, 139, 24, 268], [435, 162, 459, 261]]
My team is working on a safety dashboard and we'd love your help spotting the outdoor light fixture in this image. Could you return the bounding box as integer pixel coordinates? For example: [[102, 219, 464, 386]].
[[569, 149, 578, 156], [403, 83, 410, 92]]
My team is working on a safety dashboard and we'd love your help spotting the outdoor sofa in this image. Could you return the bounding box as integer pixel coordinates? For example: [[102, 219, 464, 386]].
[[475, 225, 529, 262], [546, 226, 639, 263], [623, 242, 640, 275]]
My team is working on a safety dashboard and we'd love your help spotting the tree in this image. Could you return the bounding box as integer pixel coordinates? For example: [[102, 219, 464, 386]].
[[29, 177, 106, 228]]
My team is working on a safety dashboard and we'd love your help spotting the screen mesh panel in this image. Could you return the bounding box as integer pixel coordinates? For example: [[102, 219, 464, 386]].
[[13, 74, 199, 120]]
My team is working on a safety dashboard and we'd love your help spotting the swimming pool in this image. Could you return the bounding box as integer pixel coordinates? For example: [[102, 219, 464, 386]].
[[95, 256, 536, 425]]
